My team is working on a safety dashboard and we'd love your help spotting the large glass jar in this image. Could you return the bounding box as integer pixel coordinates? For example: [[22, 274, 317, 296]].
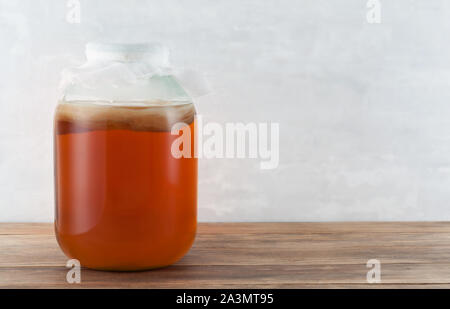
[[54, 43, 197, 270]]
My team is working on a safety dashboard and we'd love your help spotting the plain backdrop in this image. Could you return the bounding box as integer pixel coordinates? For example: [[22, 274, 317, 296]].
[[2, 0, 450, 222]]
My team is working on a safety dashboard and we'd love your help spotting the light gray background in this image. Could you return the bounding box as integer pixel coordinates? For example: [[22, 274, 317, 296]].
[[1, 0, 450, 222]]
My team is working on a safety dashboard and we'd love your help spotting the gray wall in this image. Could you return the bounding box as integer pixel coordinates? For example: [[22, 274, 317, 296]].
[[1, 0, 450, 221]]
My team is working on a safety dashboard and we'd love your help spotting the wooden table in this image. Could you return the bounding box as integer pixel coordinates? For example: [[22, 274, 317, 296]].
[[1, 222, 450, 288]]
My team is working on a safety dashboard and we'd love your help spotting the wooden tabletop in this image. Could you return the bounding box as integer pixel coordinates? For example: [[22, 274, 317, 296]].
[[1, 222, 450, 288]]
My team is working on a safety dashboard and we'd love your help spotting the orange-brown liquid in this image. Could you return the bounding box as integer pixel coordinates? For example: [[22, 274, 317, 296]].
[[54, 102, 197, 270]]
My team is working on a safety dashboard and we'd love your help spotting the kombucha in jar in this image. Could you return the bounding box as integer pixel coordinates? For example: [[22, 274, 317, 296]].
[[54, 43, 197, 270]]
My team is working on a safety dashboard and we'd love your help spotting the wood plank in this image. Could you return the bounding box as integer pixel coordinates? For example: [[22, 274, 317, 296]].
[[197, 222, 450, 234], [1, 263, 450, 288], [2, 222, 450, 235], [2, 233, 450, 267], [0, 223, 54, 235], [1, 223, 450, 288]]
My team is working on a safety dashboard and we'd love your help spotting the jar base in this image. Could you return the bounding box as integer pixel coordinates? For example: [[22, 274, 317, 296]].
[[80, 263, 175, 272]]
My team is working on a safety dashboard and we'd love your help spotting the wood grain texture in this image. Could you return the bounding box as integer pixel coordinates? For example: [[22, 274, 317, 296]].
[[1, 222, 450, 288]]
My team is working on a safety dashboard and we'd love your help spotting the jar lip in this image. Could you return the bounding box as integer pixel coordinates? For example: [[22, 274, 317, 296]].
[[85, 42, 170, 64]]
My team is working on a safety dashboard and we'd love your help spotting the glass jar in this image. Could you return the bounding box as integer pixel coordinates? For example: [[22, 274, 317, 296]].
[[54, 43, 197, 270]]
